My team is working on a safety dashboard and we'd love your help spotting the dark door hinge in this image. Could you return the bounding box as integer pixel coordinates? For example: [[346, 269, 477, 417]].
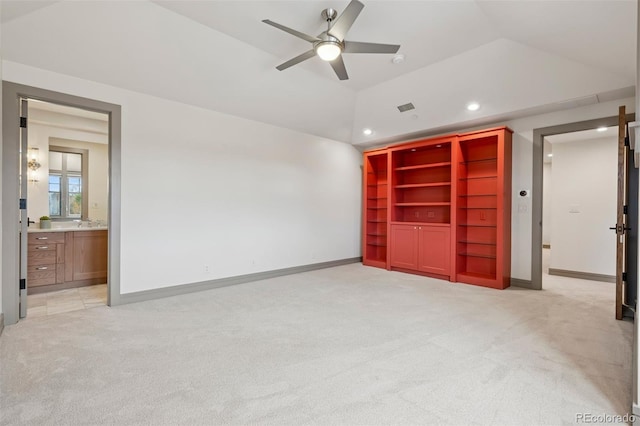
[[19, 117, 27, 128], [19, 198, 27, 210], [20, 279, 26, 290], [623, 272, 627, 282], [625, 136, 630, 147], [624, 205, 628, 215]]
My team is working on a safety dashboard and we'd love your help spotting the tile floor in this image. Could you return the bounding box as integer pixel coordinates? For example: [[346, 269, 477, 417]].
[[26, 284, 107, 317]]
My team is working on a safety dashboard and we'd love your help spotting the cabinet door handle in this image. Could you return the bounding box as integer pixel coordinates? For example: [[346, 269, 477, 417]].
[[35, 237, 48, 240], [35, 246, 49, 250], [35, 266, 48, 270]]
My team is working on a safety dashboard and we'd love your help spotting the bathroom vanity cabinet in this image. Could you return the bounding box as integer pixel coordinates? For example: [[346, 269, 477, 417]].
[[27, 229, 107, 294]]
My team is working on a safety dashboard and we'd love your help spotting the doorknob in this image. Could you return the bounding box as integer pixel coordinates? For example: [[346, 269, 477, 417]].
[[609, 225, 632, 233], [27, 216, 35, 227]]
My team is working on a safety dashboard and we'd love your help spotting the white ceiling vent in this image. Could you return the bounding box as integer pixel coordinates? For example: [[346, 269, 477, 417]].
[[397, 102, 415, 113]]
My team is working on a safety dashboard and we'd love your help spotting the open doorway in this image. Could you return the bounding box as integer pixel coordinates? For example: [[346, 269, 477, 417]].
[[2, 82, 122, 326], [25, 100, 109, 317], [542, 126, 618, 284], [532, 110, 636, 320]]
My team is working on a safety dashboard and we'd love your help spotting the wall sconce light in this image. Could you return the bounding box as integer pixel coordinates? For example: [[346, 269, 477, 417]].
[[27, 147, 41, 182]]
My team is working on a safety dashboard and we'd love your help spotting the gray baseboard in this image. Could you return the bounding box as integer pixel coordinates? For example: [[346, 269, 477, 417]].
[[548, 268, 615, 283], [118, 257, 362, 305], [511, 278, 536, 289], [0, 313, 4, 336]]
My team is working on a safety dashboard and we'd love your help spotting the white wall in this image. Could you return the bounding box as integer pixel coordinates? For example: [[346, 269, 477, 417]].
[[543, 163, 552, 246], [3, 61, 362, 295], [27, 116, 109, 222], [549, 137, 617, 275]]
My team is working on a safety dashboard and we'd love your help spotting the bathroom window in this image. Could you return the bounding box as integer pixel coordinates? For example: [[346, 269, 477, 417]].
[[48, 147, 88, 220]]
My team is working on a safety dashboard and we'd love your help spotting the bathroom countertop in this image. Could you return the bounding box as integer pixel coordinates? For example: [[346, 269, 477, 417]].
[[28, 226, 108, 233]]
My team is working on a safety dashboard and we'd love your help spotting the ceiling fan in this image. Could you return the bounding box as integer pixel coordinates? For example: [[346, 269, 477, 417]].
[[262, 0, 400, 81]]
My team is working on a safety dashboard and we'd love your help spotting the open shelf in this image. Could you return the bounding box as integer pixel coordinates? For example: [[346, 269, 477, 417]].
[[395, 162, 451, 171], [362, 127, 511, 289], [394, 182, 451, 189], [363, 152, 389, 269], [395, 202, 451, 207], [455, 132, 509, 289], [459, 252, 496, 259], [458, 240, 496, 245], [459, 157, 497, 164], [457, 271, 497, 281], [459, 175, 497, 180], [459, 207, 497, 210], [392, 143, 453, 226]]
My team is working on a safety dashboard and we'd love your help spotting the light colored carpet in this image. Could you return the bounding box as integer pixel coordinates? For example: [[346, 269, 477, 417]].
[[0, 263, 632, 425]]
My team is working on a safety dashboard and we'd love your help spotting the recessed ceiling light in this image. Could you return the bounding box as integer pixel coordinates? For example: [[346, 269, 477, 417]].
[[436, 145, 442, 148], [548, 154, 553, 157], [392, 54, 405, 64], [597, 126, 607, 132], [410, 148, 417, 152], [363, 128, 373, 136], [466, 102, 480, 111]]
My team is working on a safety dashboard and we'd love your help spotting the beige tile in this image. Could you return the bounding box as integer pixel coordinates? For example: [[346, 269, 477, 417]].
[[82, 297, 106, 305], [78, 284, 106, 295], [47, 288, 79, 298], [27, 295, 48, 307], [47, 305, 85, 315], [23, 284, 108, 317], [26, 305, 48, 318]]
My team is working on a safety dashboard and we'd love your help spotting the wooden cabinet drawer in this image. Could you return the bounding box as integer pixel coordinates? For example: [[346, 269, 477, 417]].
[[27, 264, 56, 287], [28, 232, 65, 244], [28, 250, 57, 266], [28, 244, 56, 253], [27, 264, 64, 286]]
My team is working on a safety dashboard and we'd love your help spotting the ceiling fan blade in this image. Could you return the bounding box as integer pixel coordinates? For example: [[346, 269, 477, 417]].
[[329, 55, 349, 80], [276, 50, 316, 71], [328, 0, 364, 41], [343, 41, 400, 54], [262, 19, 320, 43]]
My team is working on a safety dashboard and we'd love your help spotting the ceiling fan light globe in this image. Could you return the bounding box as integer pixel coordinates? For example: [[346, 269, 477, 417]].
[[316, 42, 342, 61]]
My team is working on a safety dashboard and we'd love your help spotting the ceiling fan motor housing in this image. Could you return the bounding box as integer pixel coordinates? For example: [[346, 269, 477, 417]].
[[321, 8, 338, 22]]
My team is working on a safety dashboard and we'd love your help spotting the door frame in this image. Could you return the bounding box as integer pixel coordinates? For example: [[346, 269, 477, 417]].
[[2, 82, 122, 325], [531, 113, 635, 290]]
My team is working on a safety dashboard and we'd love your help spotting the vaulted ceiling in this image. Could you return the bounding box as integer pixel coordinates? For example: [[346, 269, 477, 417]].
[[1, 0, 636, 145]]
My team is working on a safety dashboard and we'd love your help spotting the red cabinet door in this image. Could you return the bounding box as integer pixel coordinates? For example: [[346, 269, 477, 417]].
[[418, 226, 450, 276], [390, 224, 419, 270]]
